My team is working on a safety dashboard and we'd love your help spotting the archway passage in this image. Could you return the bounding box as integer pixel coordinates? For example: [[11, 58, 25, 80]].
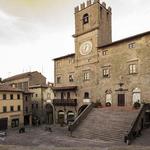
[[78, 105, 88, 115], [45, 104, 53, 124], [58, 110, 65, 125], [67, 111, 75, 124]]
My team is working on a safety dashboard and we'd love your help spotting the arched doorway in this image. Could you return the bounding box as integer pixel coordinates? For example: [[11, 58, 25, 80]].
[[67, 111, 75, 124], [45, 103, 53, 124], [58, 110, 65, 125], [78, 105, 88, 115], [132, 88, 141, 105]]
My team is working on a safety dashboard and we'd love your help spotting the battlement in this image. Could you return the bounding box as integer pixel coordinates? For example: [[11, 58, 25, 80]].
[[74, 0, 111, 13]]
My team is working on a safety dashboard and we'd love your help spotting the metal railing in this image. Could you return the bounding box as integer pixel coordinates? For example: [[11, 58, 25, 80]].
[[124, 103, 150, 145], [53, 99, 77, 106], [68, 102, 94, 133]]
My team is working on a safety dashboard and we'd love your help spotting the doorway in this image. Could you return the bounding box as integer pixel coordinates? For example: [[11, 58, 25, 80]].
[[118, 94, 125, 106]]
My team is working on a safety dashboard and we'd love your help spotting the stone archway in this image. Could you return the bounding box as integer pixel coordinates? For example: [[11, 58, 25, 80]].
[[58, 110, 65, 125], [78, 104, 88, 115], [45, 103, 54, 124], [132, 88, 141, 105], [67, 111, 75, 124]]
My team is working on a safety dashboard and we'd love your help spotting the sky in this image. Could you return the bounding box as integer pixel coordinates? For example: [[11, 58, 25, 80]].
[[0, 0, 149, 82]]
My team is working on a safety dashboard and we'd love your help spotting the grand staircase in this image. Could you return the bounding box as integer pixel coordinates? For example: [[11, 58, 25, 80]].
[[72, 107, 138, 143]]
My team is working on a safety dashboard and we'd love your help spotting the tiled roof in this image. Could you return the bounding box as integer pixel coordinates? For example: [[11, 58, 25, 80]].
[[2, 71, 43, 82], [99, 31, 150, 48], [0, 84, 23, 92], [53, 53, 75, 61]]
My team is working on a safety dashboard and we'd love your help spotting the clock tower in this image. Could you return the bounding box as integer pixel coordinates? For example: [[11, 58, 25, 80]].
[[73, 0, 112, 104], [73, 0, 112, 66]]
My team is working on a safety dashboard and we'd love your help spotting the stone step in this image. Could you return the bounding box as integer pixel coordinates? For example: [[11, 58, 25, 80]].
[[72, 107, 138, 143]]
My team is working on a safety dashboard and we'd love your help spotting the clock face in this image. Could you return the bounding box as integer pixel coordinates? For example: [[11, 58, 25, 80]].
[[79, 41, 92, 55]]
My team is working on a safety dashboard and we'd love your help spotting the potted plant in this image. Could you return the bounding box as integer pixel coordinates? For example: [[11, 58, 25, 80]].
[[95, 99, 102, 108]]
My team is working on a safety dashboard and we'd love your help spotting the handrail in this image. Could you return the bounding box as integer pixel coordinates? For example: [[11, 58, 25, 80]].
[[68, 102, 94, 133], [124, 103, 147, 145]]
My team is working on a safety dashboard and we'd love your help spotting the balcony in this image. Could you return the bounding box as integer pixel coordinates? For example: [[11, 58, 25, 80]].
[[53, 99, 77, 106]]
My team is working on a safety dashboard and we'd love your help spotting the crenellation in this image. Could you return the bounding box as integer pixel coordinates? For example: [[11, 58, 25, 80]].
[[87, 0, 92, 6], [94, 0, 99, 4], [74, 6, 79, 13], [108, 7, 112, 12], [102, 2, 106, 7], [80, 2, 86, 10]]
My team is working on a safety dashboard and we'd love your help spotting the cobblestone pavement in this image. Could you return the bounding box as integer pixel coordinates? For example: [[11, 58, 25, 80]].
[[0, 125, 150, 150]]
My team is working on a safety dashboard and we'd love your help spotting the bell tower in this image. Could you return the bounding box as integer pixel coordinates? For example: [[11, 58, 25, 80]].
[[73, 0, 112, 65]]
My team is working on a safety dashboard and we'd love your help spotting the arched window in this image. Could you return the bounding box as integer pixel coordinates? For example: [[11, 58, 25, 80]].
[[83, 13, 89, 24], [84, 92, 89, 99]]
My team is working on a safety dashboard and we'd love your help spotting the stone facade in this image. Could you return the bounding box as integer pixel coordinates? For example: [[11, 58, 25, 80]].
[[2, 71, 53, 125], [0, 84, 24, 129], [53, 0, 150, 124]]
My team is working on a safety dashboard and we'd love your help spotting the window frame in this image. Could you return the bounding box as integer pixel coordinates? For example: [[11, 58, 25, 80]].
[[83, 72, 90, 81], [10, 106, 14, 112], [69, 74, 74, 82], [103, 68, 110, 78], [128, 42, 135, 49], [83, 13, 89, 24], [3, 94, 6, 100], [3, 106, 7, 113], [129, 64, 137, 74], [56, 76, 61, 84], [10, 94, 13, 100]]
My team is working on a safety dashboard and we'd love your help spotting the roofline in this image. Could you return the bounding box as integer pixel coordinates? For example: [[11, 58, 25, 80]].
[[29, 85, 48, 89], [0, 89, 23, 93], [53, 53, 75, 61], [99, 31, 150, 48], [3, 71, 46, 82]]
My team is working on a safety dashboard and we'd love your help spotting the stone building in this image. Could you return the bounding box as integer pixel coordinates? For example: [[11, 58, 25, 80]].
[[0, 84, 24, 130], [53, 0, 150, 124], [30, 82, 54, 124], [2, 71, 53, 125]]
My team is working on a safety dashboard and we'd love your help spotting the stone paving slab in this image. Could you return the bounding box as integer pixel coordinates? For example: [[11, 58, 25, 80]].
[[1, 145, 150, 150]]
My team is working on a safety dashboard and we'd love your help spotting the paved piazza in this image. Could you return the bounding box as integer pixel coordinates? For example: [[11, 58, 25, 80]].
[[0, 125, 150, 150]]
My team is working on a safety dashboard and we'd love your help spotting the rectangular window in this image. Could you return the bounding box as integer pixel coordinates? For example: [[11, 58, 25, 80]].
[[18, 105, 21, 111], [3, 106, 7, 113], [83, 72, 90, 81], [17, 94, 20, 100], [129, 64, 137, 74], [36, 104, 38, 109], [3, 94, 6, 100], [25, 96, 28, 101], [56, 61, 61, 67], [32, 104, 34, 110], [69, 58, 74, 64], [18, 83, 23, 89], [67, 92, 70, 99], [10, 106, 14, 112], [128, 42, 135, 49], [102, 50, 108, 56], [23, 82, 28, 91], [10, 94, 13, 100], [103, 69, 110, 78], [56, 76, 61, 84], [69, 74, 74, 82], [26, 107, 28, 113]]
